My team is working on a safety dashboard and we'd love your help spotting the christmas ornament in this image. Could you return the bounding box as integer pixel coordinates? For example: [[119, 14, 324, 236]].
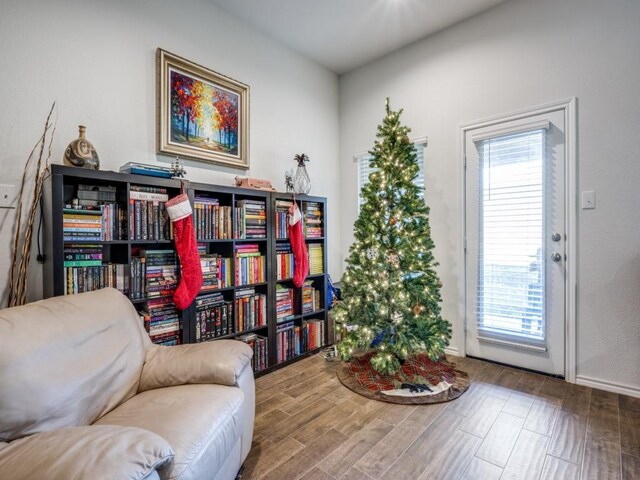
[[165, 193, 203, 310], [390, 217, 397, 226], [413, 304, 422, 315], [387, 252, 400, 268], [366, 247, 377, 260]]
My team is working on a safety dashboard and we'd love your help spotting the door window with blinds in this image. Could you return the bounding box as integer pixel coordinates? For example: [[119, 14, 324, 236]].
[[475, 128, 546, 345], [356, 139, 426, 209]]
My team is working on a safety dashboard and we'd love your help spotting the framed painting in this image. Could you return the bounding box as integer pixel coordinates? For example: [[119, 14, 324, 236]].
[[157, 48, 249, 169]]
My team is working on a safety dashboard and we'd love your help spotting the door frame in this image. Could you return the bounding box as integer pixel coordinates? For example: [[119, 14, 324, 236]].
[[459, 98, 577, 382]]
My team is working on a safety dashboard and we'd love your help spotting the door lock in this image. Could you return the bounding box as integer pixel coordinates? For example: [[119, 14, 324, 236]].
[[551, 253, 562, 262]]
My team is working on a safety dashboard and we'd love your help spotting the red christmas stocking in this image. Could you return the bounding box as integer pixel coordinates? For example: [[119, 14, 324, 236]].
[[288, 203, 309, 288], [166, 193, 203, 310]]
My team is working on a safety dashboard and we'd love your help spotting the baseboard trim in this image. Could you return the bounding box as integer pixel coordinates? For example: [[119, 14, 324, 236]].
[[445, 347, 461, 357], [576, 375, 640, 398]]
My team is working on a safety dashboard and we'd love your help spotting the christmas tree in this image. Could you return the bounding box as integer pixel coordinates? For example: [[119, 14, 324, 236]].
[[333, 99, 451, 375]]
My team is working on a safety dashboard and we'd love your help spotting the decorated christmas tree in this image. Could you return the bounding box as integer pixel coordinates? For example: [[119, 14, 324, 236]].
[[334, 99, 451, 375]]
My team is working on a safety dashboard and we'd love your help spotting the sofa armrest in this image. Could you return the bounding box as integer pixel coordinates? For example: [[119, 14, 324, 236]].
[[0, 425, 174, 480], [138, 340, 253, 393]]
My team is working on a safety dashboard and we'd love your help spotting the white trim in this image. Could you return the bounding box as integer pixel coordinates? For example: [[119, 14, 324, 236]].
[[470, 119, 550, 143], [444, 346, 461, 357], [576, 375, 640, 398], [460, 98, 578, 382], [166, 197, 192, 221]]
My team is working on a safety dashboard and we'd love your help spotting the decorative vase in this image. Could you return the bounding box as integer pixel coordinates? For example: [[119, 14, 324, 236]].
[[294, 164, 311, 194], [63, 125, 99, 169]]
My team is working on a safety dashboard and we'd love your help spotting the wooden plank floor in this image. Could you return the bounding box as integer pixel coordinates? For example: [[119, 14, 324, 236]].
[[243, 354, 640, 480]]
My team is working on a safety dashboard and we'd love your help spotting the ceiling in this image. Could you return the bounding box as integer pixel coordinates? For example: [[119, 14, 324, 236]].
[[209, 0, 510, 74]]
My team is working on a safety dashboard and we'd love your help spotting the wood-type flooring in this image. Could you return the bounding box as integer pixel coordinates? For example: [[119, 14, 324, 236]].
[[243, 354, 640, 480]]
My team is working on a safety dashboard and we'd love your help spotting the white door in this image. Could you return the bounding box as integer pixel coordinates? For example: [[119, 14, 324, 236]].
[[464, 109, 566, 375]]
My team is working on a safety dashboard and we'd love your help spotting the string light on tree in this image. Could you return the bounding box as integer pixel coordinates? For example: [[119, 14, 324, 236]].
[[334, 98, 451, 375]]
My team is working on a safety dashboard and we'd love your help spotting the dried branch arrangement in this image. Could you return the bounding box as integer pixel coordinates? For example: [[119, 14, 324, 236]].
[[6, 102, 57, 307]]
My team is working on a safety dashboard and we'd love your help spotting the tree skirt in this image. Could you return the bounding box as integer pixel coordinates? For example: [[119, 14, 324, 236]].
[[336, 351, 470, 405]]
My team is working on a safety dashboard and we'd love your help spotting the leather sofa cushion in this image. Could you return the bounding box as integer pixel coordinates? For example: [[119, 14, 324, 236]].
[[95, 384, 244, 480], [0, 425, 174, 480], [139, 340, 253, 392], [0, 288, 149, 441]]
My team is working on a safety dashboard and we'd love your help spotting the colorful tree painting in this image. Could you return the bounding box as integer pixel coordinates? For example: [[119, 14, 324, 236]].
[[170, 70, 240, 155]]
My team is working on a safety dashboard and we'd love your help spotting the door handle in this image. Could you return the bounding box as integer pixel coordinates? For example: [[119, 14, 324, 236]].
[[551, 233, 562, 242], [551, 253, 562, 262]]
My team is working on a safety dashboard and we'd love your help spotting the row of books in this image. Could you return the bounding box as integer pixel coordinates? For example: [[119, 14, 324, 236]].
[[235, 199, 266, 239], [237, 333, 268, 372], [200, 251, 232, 291], [129, 250, 178, 300], [302, 319, 325, 352], [235, 244, 266, 286], [303, 201, 323, 238], [64, 263, 128, 295], [195, 292, 233, 341], [140, 296, 181, 345], [276, 321, 301, 363], [235, 287, 267, 332], [302, 281, 322, 313], [275, 243, 295, 280], [308, 243, 324, 275], [276, 284, 295, 322], [274, 200, 292, 239], [129, 186, 171, 241], [194, 197, 232, 240]]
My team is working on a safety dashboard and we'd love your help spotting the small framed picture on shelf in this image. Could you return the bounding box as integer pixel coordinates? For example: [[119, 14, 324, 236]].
[[157, 48, 249, 170]]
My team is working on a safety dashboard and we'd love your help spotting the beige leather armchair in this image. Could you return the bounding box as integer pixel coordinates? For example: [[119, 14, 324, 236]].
[[0, 288, 255, 480]]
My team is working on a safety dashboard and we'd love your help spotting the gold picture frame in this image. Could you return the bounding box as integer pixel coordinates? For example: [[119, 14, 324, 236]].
[[157, 48, 249, 169]]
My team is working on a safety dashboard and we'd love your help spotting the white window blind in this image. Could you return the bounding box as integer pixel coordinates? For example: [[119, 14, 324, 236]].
[[356, 140, 426, 209], [476, 129, 546, 346]]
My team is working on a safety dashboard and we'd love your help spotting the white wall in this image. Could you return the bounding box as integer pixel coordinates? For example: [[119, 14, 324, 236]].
[[339, 0, 640, 393], [0, 0, 340, 302]]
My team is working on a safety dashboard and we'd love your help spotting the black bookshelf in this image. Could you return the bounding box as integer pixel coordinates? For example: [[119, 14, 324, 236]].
[[43, 164, 329, 377]]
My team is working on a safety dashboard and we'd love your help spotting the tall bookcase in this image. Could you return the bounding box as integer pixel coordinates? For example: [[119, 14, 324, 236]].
[[43, 164, 328, 376]]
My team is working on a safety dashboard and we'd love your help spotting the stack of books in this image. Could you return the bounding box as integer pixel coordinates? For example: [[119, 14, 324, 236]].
[[274, 200, 293, 239], [64, 262, 128, 295], [64, 243, 102, 267], [129, 186, 170, 241], [302, 281, 321, 313], [195, 292, 233, 341], [303, 201, 323, 238], [199, 250, 232, 291], [63, 207, 102, 242], [129, 256, 146, 300], [276, 243, 295, 280], [140, 296, 181, 346], [119, 162, 172, 178], [237, 333, 268, 372], [235, 287, 267, 332], [276, 322, 301, 363], [194, 197, 232, 240], [235, 244, 266, 286], [235, 199, 266, 239], [308, 243, 324, 275], [143, 250, 178, 299], [276, 284, 295, 322], [302, 319, 325, 352]]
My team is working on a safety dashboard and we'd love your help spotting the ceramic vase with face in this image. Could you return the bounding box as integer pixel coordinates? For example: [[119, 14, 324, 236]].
[[64, 125, 99, 169]]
